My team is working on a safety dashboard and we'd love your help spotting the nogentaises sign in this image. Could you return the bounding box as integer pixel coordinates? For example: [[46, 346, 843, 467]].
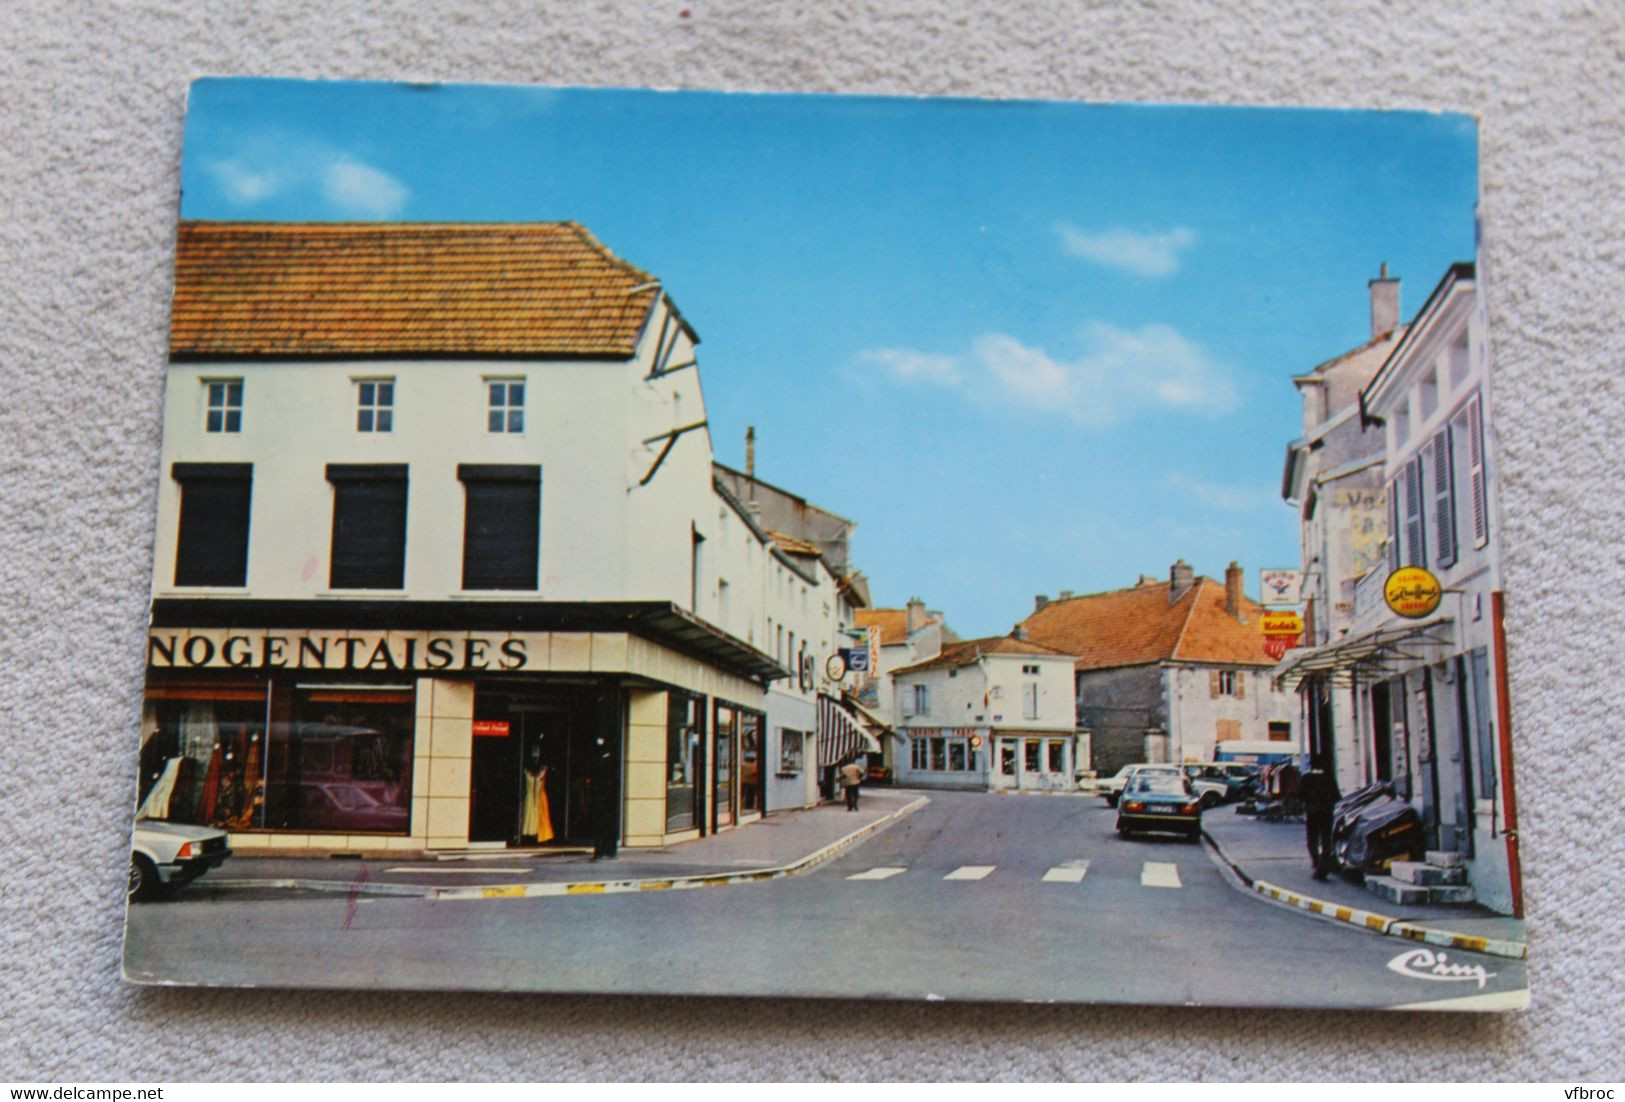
[[148, 629, 544, 672]]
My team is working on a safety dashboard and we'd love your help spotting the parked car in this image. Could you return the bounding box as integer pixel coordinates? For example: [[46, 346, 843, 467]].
[[1115, 774, 1202, 841], [1179, 762, 1252, 807], [130, 819, 231, 901]]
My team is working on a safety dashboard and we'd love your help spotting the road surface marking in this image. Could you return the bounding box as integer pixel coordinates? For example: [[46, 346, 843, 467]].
[[847, 867, 907, 880], [383, 866, 531, 874], [944, 865, 995, 881], [1042, 862, 1090, 883], [1141, 862, 1182, 888]]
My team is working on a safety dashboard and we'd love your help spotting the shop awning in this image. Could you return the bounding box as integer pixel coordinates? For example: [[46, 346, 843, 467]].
[[817, 693, 881, 766], [1270, 618, 1455, 692]]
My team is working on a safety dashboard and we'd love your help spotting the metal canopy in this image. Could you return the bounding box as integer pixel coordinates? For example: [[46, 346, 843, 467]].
[[1270, 618, 1456, 691]]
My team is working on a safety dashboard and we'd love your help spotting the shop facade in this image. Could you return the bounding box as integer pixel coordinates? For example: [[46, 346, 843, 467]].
[[141, 613, 780, 854]]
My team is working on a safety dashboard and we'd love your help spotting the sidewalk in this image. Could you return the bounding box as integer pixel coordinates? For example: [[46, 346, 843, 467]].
[[1203, 809, 1527, 959], [198, 788, 926, 900]]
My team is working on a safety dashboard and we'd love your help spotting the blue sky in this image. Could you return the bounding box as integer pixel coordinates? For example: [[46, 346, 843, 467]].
[[180, 78, 1479, 637]]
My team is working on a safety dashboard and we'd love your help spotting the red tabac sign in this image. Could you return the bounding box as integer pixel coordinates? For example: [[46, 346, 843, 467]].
[[473, 719, 510, 738]]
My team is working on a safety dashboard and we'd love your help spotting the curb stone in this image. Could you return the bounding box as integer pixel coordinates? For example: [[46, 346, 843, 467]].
[[201, 796, 932, 903], [1203, 827, 1528, 961]]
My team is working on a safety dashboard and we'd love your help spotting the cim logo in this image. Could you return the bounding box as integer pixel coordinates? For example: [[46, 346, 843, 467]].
[[1386, 947, 1496, 989]]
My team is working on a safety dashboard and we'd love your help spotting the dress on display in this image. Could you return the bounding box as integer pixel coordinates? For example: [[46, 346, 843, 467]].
[[523, 765, 555, 844]]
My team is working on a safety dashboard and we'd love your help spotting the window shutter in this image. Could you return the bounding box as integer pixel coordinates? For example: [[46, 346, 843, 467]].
[[1403, 457, 1426, 567], [459, 465, 541, 590], [172, 463, 252, 587], [1209, 670, 1221, 699], [1467, 393, 1488, 548], [1386, 480, 1400, 574], [327, 465, 407, 589], [901, 684, 915, 717], [1431, 430, 1457, 568], [1235, 671, 1246, 700]]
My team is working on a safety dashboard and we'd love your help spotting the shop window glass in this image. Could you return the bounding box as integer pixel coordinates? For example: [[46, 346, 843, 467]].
[[910, 738, 927, 770], [263, 688, 414, 834], [327, 465, 407, 589], [1000, 743, 1016, 776], [459, 464, 540, 590], [1048, 741, 1065, 773], [930, 737, 946, 771], [740, 711, 762, 813], [666, 693, 703, 832], [1024, 739, 1040, 773], [948, 740, 967, 771], [780, 729, 804, 774], [714, 703, 736, 829], [138, 685, 267, 829], [173, 463, 252, 587]]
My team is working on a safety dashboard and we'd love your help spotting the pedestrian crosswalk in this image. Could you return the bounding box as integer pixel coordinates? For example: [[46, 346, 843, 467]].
[[844, 859, 1195, 888]]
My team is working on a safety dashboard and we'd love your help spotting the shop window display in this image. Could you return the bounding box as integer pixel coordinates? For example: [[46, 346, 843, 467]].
[[666, 692, 703, 832], [262, 688, 414, 834], [138, 687, 267, 829]]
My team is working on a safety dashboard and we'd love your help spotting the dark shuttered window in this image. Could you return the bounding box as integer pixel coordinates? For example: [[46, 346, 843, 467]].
[[1430, 429, 1457, 569], [327, 464, 408, 589], [1401, 456, 1427, 568], [459, 464, 540, 590], [173, 463, 252, 587]]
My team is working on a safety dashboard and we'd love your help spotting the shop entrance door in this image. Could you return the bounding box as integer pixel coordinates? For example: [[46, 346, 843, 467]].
[[470, 687, 593, 845]]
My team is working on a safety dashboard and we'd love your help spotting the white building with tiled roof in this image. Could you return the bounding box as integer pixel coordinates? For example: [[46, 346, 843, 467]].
[[139, 220, 866, 860], [887, 633, 1077, 791]]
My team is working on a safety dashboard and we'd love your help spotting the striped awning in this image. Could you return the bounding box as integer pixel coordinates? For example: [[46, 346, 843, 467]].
[[817, 693, 881, 766]]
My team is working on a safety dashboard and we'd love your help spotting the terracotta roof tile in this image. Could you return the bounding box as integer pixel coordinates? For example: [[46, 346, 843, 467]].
[[763, 529, 822, 557], [170, 221, 661, 359], [1020, 577, 1275, 669], [854, 608, 935, 645], [891, 634, 1074, 675]]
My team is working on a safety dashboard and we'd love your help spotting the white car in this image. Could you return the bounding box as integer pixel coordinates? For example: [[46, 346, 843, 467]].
[[130, 820, 231, 901]]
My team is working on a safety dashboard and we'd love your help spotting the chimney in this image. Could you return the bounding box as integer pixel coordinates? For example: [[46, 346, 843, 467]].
[[1225, 561, 1245, 621], [1369, 263, 1400, 338], [1013, 625, 1030, 642], [906, 596, 926, 633], [1034, 594, 1050, 612], [1058, 589, 1074, 601], [745, 426, 756, 479], [1169, 559, 1195, 604]]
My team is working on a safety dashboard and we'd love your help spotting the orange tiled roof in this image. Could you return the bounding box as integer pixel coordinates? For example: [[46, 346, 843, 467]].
[[855, 607, 936, 645], [891, 634, 1073, 675], [1020, 577, 1276, 669], [764, 529, 822, 557], [169, 221, 662, 359]]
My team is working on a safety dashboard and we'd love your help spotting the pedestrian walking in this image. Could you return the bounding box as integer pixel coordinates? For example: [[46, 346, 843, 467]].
[[1299, 757, 1341, 880], [839, 755, 865, 811]]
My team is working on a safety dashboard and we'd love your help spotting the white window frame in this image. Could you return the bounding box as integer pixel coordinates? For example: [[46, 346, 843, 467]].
[[355, 377, 395, 433], [486, 377, 526, 434], [204, 379, 243, 434]]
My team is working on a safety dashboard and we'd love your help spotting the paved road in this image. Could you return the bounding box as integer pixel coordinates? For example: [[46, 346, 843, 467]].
[[124, 791, 1527, 1008]]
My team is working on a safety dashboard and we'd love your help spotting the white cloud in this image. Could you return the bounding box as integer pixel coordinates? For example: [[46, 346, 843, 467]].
[[859, 347, 962, 386], [863, 322, 1237, 427], [202, 157, 290, 204], [322, 157, 409, 219], [1057, 224, 1197, 277], [196, 133, 409, 219], [1160, 473, 1276, 512], [971, 322, 1239, 425]]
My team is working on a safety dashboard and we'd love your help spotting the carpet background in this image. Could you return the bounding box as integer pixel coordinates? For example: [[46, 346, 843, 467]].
[[2, 0, 1620, 1081]]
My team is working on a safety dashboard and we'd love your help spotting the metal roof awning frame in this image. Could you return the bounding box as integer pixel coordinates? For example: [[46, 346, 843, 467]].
[[1270, 618, 1456, 692]]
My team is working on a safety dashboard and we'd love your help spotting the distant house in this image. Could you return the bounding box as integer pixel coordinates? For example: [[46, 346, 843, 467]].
[[1020, 562, 1299, 775], [888, 633, 1077, 791]]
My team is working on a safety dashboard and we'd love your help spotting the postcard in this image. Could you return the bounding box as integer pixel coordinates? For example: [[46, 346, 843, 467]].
[[122, 78, 1526, 1009]]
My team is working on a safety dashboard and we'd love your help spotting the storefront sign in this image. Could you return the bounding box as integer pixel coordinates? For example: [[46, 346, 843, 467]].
[[1259, 611, 1304, 637], [1262, 635, 1299, 661], [1259, 568, 1303, 607], [1384, 566, 1443, 619], [825, 652, 848, 681], [148, 628, 535, 672], [473, 719, 510, 737]]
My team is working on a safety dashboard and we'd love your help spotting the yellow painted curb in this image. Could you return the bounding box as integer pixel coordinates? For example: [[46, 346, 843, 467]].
[[1250, 878, 1526, 960]]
